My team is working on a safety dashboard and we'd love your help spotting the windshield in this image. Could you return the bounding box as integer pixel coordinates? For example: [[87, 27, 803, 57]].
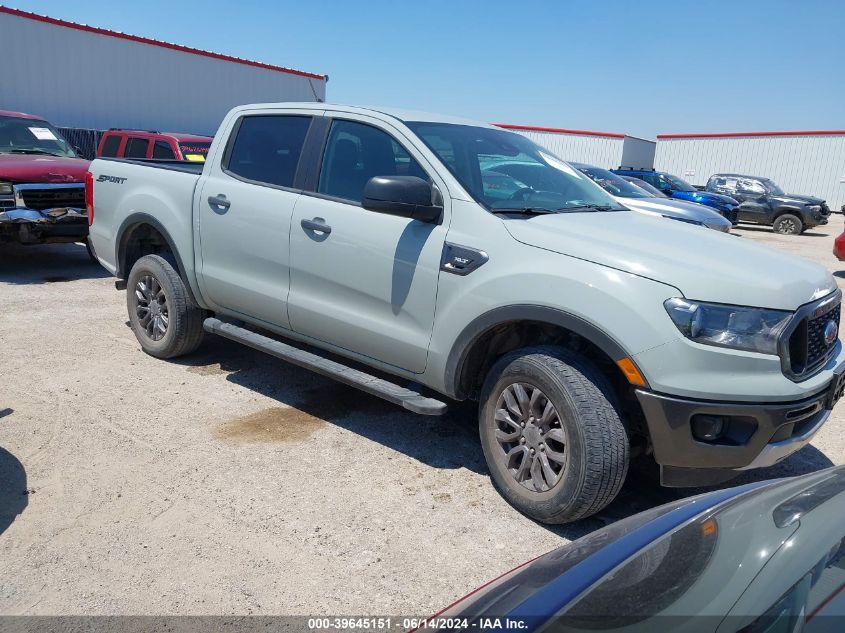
[[406, 122, 625, 212], [623, 177, 667, 198], [664, 174, 697, 192], [763, 179, 785, 195], [179, 142, 211, 162], [578, 166, 653, 199], [0, 116, 77, 158]]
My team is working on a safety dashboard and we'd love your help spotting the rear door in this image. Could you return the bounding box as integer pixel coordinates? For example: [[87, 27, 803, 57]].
[[196, 111, 315, 328], [287, 115, 448, 372]]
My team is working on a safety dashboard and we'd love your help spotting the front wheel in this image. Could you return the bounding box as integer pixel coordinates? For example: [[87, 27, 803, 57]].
[[126, 254, 205, 359], [772, 213, 803, 235], [479, 347, 629, 524]]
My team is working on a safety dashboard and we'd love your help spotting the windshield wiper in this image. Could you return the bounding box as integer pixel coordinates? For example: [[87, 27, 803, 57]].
[[8, 149, 64, 157], [558, 204, 616, 212], [491, 207, 560, 216]]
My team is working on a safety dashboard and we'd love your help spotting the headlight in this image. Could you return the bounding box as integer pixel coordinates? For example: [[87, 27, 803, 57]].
[[0, 181, 13, 195], [664, 298, 792, 354]]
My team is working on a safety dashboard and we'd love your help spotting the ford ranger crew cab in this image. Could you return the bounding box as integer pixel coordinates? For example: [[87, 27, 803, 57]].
[[88, 103, 845, 524]]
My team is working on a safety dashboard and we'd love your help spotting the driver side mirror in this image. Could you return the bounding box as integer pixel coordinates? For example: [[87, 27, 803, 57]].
[[362, 176, 443, 223]]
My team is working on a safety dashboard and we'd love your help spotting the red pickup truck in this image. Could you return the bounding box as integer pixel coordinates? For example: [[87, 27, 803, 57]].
[[0, 110, 90, 246]]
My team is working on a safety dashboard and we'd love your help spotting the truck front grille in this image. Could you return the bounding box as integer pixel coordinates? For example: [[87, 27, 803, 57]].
[[0, 197, 13, 211], [786, 297, 841, 379], [20, 186, 85, 210]]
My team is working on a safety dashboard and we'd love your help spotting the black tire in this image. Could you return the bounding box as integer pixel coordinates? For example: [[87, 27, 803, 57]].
[[479, 346, 629, 524], [772, 213, 803, 235], [126, 254, 205, 359]]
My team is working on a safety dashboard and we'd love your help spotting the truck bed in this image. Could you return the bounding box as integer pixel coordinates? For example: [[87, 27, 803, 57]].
[[88, 156, 204, 278], [96, 157, 205, 175]]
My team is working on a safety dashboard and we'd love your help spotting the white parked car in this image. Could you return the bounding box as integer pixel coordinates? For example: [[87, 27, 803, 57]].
[[574, 163, 733, 232]]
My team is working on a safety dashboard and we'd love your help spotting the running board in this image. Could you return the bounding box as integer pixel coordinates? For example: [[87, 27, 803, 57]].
[[203, 318, 448, 416]]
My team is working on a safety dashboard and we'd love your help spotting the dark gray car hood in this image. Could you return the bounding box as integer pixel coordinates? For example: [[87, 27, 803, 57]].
[[772, 193, 826, 206]]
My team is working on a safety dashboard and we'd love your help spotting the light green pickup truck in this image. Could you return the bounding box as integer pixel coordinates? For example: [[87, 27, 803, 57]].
[[88, 103, 844, 523]]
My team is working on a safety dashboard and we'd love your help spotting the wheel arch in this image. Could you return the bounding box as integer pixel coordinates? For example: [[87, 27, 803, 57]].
[[444, 305, 638, 401], [115, 213, 198, 304]]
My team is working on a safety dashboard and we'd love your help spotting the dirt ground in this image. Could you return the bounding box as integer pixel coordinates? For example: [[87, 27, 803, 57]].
[[1, 220, 844, 615]]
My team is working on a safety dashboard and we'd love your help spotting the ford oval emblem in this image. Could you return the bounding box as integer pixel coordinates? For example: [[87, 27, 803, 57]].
[[824, 320, 839, 346]]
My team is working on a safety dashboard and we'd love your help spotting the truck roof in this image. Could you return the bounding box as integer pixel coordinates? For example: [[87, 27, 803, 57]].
[[233, 102, 494, 129], [0, 109, 44, 120], [711, 173, 773, 181], [105, 129, 213, 143]]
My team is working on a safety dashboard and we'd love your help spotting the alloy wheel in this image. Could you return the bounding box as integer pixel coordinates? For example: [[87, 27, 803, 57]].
[[134, 274, 169, 341], [493, 383, 567, 492]]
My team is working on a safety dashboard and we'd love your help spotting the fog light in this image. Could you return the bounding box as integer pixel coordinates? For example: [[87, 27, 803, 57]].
[[692, 414, 726, 442]]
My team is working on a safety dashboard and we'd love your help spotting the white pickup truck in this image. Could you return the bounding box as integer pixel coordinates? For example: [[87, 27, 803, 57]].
[[88, 103, 844, 523]]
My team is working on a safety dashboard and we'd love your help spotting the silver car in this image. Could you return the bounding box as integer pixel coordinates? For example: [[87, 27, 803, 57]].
[[574, 163, 732, 232]]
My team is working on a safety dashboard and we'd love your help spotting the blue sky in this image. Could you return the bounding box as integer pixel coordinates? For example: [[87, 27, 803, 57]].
[[10, 0, 845, 138]]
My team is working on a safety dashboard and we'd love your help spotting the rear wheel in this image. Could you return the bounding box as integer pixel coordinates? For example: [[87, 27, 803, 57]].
[[772, 213, 803, 235], [126, 254, 204, 358], [479, 346, 629, 524]]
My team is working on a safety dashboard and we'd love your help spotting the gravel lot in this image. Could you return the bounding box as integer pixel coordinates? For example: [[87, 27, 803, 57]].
[[1, 220, 844, 615]]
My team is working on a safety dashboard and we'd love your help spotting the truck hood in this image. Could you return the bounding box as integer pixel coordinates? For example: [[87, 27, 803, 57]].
[[0, 154, 90, 183], [617, 196, 729, 224], [503, 210, 836, 310], [772, 193, 826, 206]]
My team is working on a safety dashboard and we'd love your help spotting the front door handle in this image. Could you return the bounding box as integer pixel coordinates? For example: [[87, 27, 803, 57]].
[[208, 194, 230, 210], [301, 217, 332, 235]]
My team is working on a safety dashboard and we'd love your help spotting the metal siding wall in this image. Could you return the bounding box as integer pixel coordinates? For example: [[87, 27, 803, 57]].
[[655, 135, 845, 211], [0, 12, 326, 135], [509, 129, 624, 167]]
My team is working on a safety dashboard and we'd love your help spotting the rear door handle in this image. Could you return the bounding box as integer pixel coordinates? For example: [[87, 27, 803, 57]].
[[301, 217, 332, 235], [208, 194, 230, 210]]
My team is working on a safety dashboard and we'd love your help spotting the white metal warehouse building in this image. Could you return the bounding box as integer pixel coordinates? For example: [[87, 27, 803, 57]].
[[496, 123, 656, 170], [0, 6, 327, 136], [655, 131, 845, 212]]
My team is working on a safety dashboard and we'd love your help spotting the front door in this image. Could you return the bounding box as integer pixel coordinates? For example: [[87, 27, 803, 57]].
[[288, 117, 447, 373], [197, 113, 313, 328], [734, 178, 771, 224]]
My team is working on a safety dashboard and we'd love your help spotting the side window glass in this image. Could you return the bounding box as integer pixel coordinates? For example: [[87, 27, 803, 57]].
[[318, 119, 428, 204], [226, 115, 312, 188], [125, 137, 149, 159], [152, 140, 175, 159], [738, 179, 765, 195], [100, 135, 121, 157]]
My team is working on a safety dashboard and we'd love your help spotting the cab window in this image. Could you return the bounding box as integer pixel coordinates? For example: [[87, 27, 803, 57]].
[[225, 115, 312, 188], [318, 119, 428, 204], [152, 140, 175, 159], [100, 135, 121, 157], [125, 137, 149, 159]]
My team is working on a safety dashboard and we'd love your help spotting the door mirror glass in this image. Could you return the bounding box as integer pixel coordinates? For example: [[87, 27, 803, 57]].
[[362, 176, 442, 223]]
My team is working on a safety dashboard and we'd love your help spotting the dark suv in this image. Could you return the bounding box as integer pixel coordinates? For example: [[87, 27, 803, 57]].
[[612, 168, 739, 224], [705, 173, 830, 235]]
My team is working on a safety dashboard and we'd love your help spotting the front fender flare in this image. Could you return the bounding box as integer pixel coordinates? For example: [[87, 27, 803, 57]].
[[444, 304, 633, 399]]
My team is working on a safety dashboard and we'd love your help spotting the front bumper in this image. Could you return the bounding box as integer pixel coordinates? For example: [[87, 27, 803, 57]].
[[636, 361, 844, 487], [0, 207, 88, 244]]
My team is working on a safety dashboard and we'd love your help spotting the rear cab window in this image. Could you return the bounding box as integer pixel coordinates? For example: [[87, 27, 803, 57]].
[[152, 140, 175, 159], [125, 137, 150, 159], [224, 115, 312, 188], [100, 134, 121, 157]]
